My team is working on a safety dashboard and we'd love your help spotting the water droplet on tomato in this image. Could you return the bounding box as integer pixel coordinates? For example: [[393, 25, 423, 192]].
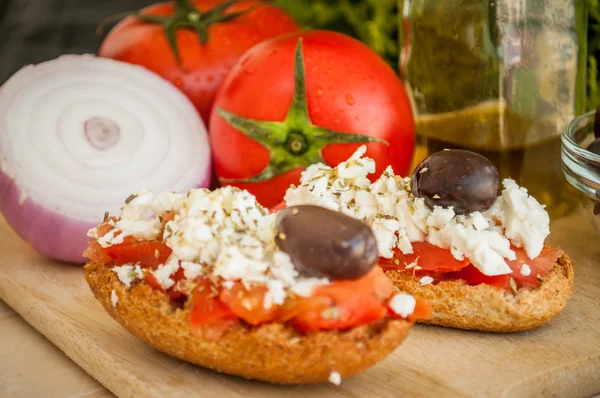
[[315, 85, 324, 98], [241, 55, 252, 66], [268, 49, 278, 57], [173, 77, 183, 87], [206, 75, 214, 83], [345, 94, 355, 105]]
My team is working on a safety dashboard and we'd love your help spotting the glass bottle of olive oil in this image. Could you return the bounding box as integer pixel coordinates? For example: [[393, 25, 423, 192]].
[[399, 0, 588, 218]]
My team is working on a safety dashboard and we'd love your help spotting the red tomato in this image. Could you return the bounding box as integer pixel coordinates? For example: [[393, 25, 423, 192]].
[[446, 247, 562, 290], [144, 266, 189, 303], [406, 298, 432, 322], [83, 221, 118, 264], [144, 269, 163, 291], [190, 277, 238, 340], [83, 240, 112, 264], [386, 242, 562, 291], [380, 242, 470, 272], [387, 297, 432, 322], [210, 30, 415, 207], [445, 265, 511, 290], [290, 267, 393, 333], [274, 296, 331, 323], [219, 282, 279, 325], [270, 201, 286, 213], [506, 246, 562, 286], [99, 0, 299, 121], [103, 241, 172, 268]]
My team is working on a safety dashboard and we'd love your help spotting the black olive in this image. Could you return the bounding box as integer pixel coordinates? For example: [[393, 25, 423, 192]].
[[587, 137, 600, 155], [410, 149, 500, 215], [274, 205, 378, 280]]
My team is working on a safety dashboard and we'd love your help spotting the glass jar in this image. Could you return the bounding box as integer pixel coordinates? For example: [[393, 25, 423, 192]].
[[561, 110, 600, 235], [399, 0, 588, 218]]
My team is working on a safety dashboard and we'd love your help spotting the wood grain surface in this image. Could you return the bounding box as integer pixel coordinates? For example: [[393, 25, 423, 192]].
[[0, 210, 599, 398], [0, 300, 113, 398]]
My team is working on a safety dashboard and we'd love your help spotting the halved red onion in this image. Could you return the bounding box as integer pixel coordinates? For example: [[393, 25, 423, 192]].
[[0, 55, 211, 264]]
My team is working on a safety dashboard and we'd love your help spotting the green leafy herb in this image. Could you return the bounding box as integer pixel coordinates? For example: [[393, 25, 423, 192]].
[[125, 194, 137, 204], [277, 0, 599, 111], [589, 0, 600, 109], [274, 0, 398, 68]]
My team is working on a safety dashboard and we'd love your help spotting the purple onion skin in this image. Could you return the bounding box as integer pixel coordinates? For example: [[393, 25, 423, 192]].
[[0, 164, 212, 265]]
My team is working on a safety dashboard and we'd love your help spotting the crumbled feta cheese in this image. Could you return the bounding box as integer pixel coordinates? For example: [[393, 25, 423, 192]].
[[97, 228, 125, 248], [115, 189, 161, 240], [109, 186, 330, 305], [181, 261, 203, 280], [111, 264, 144, 287], [222, 280, 235, 289], [497, 179, 550, 259], [111, 290, 118, 307], [152, 191, 185, 214], [291, 278, 329, 297], [214, 246, 269, 283], [419, 276, 434, 286], [270, 252, 299, 286], [427, 206, 455, 229], [468, 212, 490, 231], [520, 264, 531, 276], [114, 218, 160, 241], [264, 280, 286, 308], [329, 371, 342, 385], [388, 293, 416, 318], [371, 217, 400, 258], [284, 146, 551, 277], [87, 227, 98, 239], [152, 256, 180, 290], [427, 219, 513, 276]]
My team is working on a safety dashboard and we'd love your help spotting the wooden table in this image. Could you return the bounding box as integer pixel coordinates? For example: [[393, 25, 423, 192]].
[[1, 205, 599, 397], [0, 300, 114, 398]]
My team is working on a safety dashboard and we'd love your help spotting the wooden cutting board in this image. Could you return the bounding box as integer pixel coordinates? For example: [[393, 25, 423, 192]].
[[1, 210, 599, 398]]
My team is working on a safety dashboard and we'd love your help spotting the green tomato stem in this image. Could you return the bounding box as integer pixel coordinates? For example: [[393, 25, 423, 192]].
[[218, 39, 388, 184]]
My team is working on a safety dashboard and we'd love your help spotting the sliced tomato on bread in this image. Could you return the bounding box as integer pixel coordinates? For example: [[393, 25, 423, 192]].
[[381, 242, 470, 272], [446, 246, 562, 289], [83, 240, 112, 264], [382, 241, 562, 291], [220, 282, 280, 326], [103, 241, 172, 268], [190, 277, 238, 340], [290, 267, 393, 333]]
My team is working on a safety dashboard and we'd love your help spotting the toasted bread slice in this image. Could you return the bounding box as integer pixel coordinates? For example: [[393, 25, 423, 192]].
[[84, 261, 413, 384], [385, 253, 574, 332]]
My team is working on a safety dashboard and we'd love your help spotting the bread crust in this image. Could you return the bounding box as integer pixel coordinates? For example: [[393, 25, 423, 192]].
[[385, 253, 574, 332], [84, 261, 413, 384]]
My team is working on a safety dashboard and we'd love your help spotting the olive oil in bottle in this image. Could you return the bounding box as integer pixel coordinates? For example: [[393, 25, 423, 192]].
[[400, 0, 588, 218]]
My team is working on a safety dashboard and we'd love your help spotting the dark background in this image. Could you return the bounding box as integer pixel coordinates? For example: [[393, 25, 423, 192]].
[[1, 0, 598, 109], [0, 0, 151, 84]]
